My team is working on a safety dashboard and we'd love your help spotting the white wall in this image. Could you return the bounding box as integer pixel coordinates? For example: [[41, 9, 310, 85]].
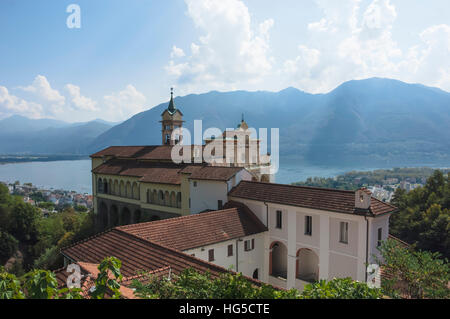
[[190, 180, 228, 213], [227, 196, 378, 288], [183, 232, 267, 280], [368, 214, 390, 264]]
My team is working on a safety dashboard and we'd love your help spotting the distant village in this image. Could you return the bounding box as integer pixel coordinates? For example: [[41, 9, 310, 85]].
[[0, 181, 93, 215], [367, 177, 427, 202]]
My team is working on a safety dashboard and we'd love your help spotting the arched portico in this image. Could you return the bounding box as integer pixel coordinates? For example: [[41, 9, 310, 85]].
[[296, 248, 319, 283], [269, 241, 287, 279]]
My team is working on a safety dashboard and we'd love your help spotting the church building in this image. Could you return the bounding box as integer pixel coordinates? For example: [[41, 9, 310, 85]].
[[80, 90, 398, 292]]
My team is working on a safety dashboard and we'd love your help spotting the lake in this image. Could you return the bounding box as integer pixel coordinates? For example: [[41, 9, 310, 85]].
[[0, 159, 411, 194]]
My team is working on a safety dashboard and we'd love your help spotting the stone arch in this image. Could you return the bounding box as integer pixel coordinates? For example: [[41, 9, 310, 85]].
[[98, 201, 108, 228], [176, 192, 182, 208], [126, 181, 132, 198], [164, 191, 170, 206], [134, 209, 141, 224], [114, 180, 119, 195], [121, 206, 131, 226], [170, 191, 176, 207], [97, 178, 103, 193], [110, 205, 119, 227], [108, 179, 112, 194], [158, 190, 164, 205], [120, 181, 125, 197], [269, 241, 287, 279], [132, 182, 139, 200], [296, 248, 319, 283], [152, 190, 158, 204]]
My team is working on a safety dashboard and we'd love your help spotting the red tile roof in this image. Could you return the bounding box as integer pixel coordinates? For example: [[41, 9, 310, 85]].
[[60, 228, 265, 287], [93, 160, 244, 185], [117, 204, 267, 251], [91, 145, 205, 161], [188, 166, 244, 181], [228, 181, 397, 216]]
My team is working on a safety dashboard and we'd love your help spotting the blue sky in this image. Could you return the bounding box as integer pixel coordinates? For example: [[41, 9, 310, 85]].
[[0, 0, 449, 122]]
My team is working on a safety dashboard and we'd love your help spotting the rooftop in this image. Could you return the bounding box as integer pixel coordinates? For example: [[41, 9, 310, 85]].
[[228, 181, 397, 216], [117, 202, 267, 251]]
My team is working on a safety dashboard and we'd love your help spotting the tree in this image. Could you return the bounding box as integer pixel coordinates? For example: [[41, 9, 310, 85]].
[[90, 256, 123, 299], [300, 278, 382, 299], [0, 231, 19, 265], [375, 238, 449, 299], [389, 170, 450, 258]]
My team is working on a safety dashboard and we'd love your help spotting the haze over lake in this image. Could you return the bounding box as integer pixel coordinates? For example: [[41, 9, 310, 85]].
[[0, 159, 413, 194]]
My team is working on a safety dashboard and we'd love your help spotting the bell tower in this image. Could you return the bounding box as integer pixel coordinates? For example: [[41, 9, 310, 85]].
[[160, 88, 184, 145]]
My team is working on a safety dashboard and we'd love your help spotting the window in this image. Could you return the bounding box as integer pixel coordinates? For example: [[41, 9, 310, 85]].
[[165, 125, 171, 130], [193, 181, 197, 187], [305, 216, 312, 236], [276, 210, 282, 229], [208, 249, 215, 262], [165, 134, 170, 144], [227, 244, 233, 257], [377, 228, 383, 247], [218, 200, 223, 210], [339, 222, 349, 244], [244, 239, 255, 251]]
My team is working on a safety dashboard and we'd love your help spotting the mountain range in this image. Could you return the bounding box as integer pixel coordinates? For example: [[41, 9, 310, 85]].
[[1, 78, 449, 167]]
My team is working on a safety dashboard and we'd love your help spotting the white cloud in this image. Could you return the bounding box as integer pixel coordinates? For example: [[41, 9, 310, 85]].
[[104, 84, 147, 121], [0, 86, 43, 119], [20, 75, 65, 108], [166, 0, 274, 93], [170, 46, 186, 58], [283, 0, 450, 93], [65, 84, 98, 111]]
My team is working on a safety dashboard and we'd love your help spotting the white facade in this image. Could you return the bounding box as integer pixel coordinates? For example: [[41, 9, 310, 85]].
[[221, 196, 392, 291], [189, 169, 253, 214], [183, 232, 267, 280]]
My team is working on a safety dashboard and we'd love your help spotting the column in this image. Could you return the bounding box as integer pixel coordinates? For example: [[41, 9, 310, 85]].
[[319, 215, 330, 280], [287, 209, 297, 289]]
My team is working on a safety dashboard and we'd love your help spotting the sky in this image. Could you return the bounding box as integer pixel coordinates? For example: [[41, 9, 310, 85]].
[[0, 0, 449, 122]]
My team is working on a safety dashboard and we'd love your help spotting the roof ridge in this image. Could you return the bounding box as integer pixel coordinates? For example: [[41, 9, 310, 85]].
[[237, 180, 357, 194], [117, 208, 239, 232]]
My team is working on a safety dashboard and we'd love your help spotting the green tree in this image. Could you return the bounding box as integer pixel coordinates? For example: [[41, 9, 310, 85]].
[[375, 238, 449, 299], [300, 278, 382, 299], [0, 231, 19, 265], [90, 256, 123, 299]]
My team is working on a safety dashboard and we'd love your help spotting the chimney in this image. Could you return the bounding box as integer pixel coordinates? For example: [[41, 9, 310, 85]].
[[355, 187, 371, 210]]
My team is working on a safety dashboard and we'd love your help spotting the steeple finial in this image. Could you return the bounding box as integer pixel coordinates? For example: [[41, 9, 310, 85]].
[[241, 113, 244, 122], [168, 87, 176, 114]]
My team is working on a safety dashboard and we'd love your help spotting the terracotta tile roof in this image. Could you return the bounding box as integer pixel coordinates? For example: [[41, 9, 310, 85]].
[[92, 160, 182, 184], [61, 229, 259, 281], [91, 145, 206, 161], [93, 160, 246, 184], [54, 262, 141, 299], [228, 181, 397, 216], [117, 204, 267, 251], [188, 166, 244, 181]]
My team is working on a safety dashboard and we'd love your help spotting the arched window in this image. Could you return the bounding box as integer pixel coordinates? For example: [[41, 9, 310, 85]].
[[176, 192, 182, 208], [252, 269, 259, 280], [97, 178, 103, 193], [158, 190, 164, 205], [170, 192, 176, 207], [147, 189, 151, 203]]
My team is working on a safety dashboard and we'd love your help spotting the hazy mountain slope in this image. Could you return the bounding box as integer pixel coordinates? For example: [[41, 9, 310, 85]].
[[89, 78, 450, 166], [0, 121, 113, 154]]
